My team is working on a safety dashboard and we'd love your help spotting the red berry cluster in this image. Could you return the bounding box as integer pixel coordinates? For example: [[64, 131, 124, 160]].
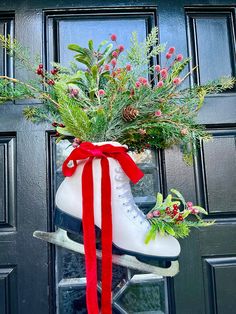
[[165, 204, 183, 221], [35, 63, 57, 86], [51, 122, 65, 128], [154, 48, 184, 88], [36, 64, 44, 76], [102, 34, 129, 75]]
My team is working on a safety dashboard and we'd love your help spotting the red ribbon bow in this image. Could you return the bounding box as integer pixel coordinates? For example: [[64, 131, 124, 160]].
[[62, 142, 144, 314]]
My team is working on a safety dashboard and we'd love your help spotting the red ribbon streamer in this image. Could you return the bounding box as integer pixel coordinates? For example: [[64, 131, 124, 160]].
[[62, 142, 144, 313]]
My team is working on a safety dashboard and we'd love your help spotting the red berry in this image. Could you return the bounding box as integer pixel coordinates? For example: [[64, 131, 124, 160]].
[[191, 208, 199, 215], [36, 68, 43, 76], [48, 79, 55, 86], [155, 110, 162, 117], [38, 64, 43, 69], [111, 58, 117, 67], [176, 54, 183, 62], [168, 47, 175, 54], [110, 34, 117, 41], [173, 204, 179, 210], [98, 89, 105, 96], [153, 210, 160, 217], [104, 64, 110, 71], [173, 77, 181, 85], [59, 123, 65, 128], [51, 68, 58, 75], [112, 51, 119, 58], [187, 202, 193, 208], [52, 122, 58, 127], [118, 45, 125, 52], [157, 81, 164, 88], [126, 64, 132, 71], [146, 212, 153, 219], [166, 53, 172, 59], [154, 65, 161, 72], [165, 207, 171, 214], [177, 214, 183, 221], [135, 81, 141, 88], [160, 69, 168, 79], [55, 132, 60, 137]]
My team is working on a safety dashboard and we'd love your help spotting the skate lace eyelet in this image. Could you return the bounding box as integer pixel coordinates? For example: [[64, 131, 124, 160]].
[[115, 167, 122, 173]]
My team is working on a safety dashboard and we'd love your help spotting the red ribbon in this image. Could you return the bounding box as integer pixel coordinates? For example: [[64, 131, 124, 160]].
[[62, 142, 144, 313]]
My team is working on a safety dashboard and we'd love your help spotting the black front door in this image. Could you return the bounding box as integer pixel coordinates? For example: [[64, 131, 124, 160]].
[[0, 1, 236, 314]]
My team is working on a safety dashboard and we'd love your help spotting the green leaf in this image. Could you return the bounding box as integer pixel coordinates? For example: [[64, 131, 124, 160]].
[[98, 40, 109, 52], [163, 194, 172, 207], [88, 39, 94, 51], [170, 189, 186, 206], [68, 44, 86, 54], [156, 193, 163, 206], [74, 55, 91, 68], [91, 65, 98, 79]]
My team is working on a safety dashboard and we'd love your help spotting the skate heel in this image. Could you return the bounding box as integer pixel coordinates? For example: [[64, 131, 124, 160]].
[[54, 207, 83, 234]]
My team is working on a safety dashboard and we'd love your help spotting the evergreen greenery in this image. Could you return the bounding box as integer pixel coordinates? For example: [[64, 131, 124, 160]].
[[0, 28, 235, 157]]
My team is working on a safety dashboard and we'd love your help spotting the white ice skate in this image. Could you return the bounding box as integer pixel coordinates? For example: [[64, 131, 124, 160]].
[[34, 142, 180, 277]]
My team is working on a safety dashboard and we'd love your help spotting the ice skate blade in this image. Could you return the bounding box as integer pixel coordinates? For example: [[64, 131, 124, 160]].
[[33, 228, 179, 277]]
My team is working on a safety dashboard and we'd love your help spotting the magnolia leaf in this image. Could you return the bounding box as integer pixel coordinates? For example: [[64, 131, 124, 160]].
[[170, 189, 186, 206], [88, 39, 94, 51], [156, 193, 163, 207], [163, 194, 172, 207], [68, 44, 85, 54], [98, 40, 109, 52], [74, 55, 91, 68], [91, 65, 98, 79]]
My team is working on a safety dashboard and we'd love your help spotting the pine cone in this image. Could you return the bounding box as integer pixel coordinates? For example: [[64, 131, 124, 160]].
[[122, 105, 139, 122]]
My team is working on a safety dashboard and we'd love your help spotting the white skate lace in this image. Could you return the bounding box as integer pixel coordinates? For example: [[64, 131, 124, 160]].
[[115, 169, 149, 229]]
